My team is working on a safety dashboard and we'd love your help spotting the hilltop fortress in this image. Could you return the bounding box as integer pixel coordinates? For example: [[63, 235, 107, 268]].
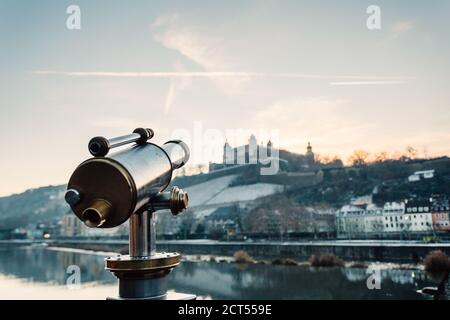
[[209, 134, 317, 173]]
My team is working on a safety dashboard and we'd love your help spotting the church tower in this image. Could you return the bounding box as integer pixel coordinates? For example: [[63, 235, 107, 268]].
[[305, 142, 315, 167]]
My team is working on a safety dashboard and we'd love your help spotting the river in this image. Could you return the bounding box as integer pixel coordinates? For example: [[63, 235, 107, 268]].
[[0, 245, 436, 300]]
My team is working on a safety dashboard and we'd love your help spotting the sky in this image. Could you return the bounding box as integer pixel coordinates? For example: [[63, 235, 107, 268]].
[[0, 0, 450, 196]]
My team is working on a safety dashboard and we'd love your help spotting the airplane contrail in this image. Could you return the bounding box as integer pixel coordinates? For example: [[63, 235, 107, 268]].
[[32, 70, 415, 82], [330, 80, 406, 86]]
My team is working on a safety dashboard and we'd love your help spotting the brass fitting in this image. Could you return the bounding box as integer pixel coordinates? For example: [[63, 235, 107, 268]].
[[169, 186, 188, 215]]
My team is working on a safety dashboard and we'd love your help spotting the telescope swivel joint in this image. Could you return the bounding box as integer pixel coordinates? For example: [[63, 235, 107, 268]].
[[146, 186, 188, 215]]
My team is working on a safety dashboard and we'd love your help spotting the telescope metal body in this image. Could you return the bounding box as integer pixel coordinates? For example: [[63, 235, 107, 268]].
[[67, 140, 189, 228], [65, 128, 195, 300]]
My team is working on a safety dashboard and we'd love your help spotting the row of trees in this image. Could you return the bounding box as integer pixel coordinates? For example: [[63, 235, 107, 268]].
[[347, 146, 421, 166], [316, 146, 426, 167]]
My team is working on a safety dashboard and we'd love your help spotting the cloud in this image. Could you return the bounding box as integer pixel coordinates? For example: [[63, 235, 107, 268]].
[[252, 98, 369, 152], [151, 14, 231, 72], [151, 13, 249, 94], [34, 11, 416, 97], [254, 98, 348, 129], [253, 97, 450, 161], [391, 21, 414, 37]]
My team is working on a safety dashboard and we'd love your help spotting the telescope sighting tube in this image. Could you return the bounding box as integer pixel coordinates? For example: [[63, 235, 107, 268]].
[[88, 128, 154, 157], [162, 140, 190, 169], [66, 133, 190, 228]]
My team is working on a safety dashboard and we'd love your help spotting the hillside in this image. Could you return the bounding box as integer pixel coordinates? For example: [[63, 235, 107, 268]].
[[285, 157, 450, 207], [1, 156, 449, 229], [183, 174, 283, 207], [0, 185, 68, 229]]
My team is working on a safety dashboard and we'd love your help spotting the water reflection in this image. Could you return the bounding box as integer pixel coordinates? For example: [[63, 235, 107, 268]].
[[0, 247, 114, 285], [171, 262, 429, 300], [0, 246, 433, 300]]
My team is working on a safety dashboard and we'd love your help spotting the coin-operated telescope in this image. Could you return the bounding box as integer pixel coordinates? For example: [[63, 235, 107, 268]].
[[65, 128, 195, 300]]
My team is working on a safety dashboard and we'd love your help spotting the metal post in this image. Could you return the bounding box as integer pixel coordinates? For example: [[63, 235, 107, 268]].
[[105, 190, 195, 300], [129, 211, 156, 257]]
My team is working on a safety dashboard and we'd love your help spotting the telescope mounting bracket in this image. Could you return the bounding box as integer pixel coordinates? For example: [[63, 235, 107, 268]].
[[105, 186, 195, 300]]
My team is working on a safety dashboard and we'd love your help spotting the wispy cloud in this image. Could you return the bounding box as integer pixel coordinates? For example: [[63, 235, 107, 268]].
[[164, 61, 192, 114], [252, 97, 377, 158], [392, 21, 414, 37], [149, 14, 416, 92], [386, 21, 415, 42], [151, 13, 248, 94], [152, 14, 230, 72]]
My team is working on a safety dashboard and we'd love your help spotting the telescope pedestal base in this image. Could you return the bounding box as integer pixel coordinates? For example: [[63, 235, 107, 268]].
[[107, 292, 196, 300], [105, 253, 196, 300]]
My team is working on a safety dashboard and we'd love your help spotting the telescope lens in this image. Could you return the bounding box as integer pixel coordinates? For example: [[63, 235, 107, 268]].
[[81, 199, 112, 227], [162, 140, 190, 170], [83, 209, 103, 227]]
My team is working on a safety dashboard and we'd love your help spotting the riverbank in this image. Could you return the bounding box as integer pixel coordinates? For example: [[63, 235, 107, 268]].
[[24, 239, 450, 264], [2, 239, 448, 264]]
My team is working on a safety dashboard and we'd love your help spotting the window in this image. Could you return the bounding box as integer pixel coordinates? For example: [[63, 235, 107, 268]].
[[424, 207, 429, 212], [413, 207, 417, 212]]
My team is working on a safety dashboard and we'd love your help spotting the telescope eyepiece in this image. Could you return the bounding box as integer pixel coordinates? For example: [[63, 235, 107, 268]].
[[88, 137, 110, 157]]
